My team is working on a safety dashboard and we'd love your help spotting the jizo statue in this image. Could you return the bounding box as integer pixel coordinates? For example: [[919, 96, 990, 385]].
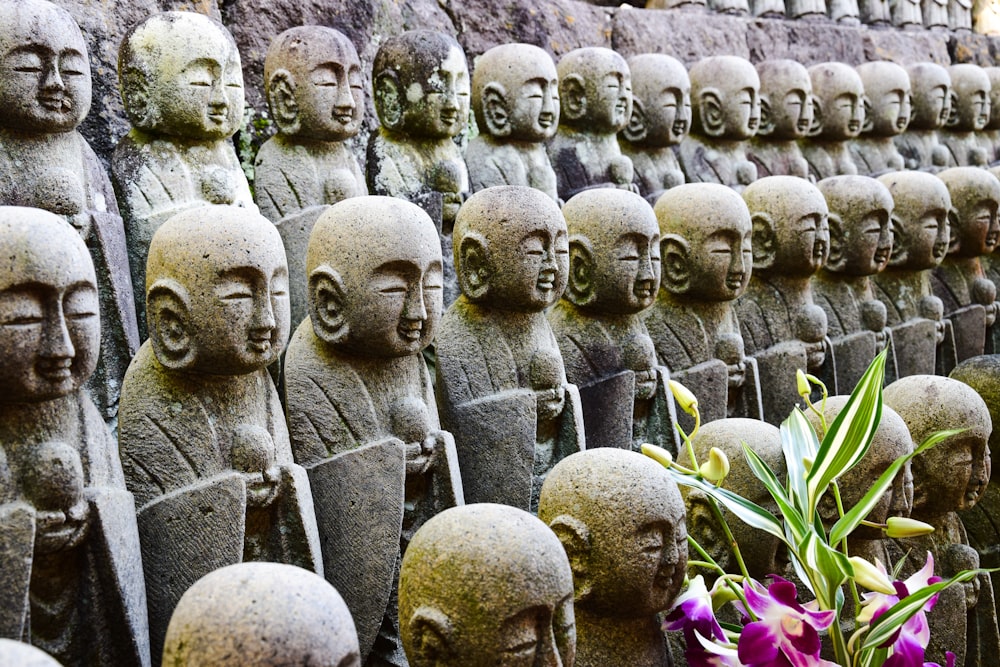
[[0, 208, 149, 667], [895, 63, 952, 171], [466, 43, 560, 201], [747, 59, 813, 179], [941, 64, 992, 168], [802, 62, 865, 180], [850, 61, 911, 175], [923, 0, 951, 29], [114, 12, 255, 340], [0, 0, 139, 424]]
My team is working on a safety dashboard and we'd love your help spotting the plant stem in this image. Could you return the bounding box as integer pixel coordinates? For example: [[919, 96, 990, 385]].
[[687, 535, 757, 622], [831, 482, 862, 613], [706, 496, 752, 582]]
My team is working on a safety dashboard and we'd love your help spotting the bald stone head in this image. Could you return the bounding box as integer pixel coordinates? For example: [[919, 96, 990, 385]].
[[306, 196, 442, 358], [454, 185, 569, 312], [809, 62, 865, 140], [399, 503, 576, 667], [655, 183, 752, 302], [947, 64, 991, 132], [818, 175, 894, 276], [162, 562, 360, 667], [372, 30, 469, 140], [557, 47, 632, 134], [743, 176, 830, 277], [937, 167, 1000, 258], [756, 59, 813, 140], [0, 206, 98, 403], [561, 189, 660, 314], [877, 171, 951, 270], [622, 54, 691, 147], [857, 61, 911, 137], [145, 206, 289, 375], [0, 0, 90, 134], [539, 448, 686, 618], [0, 640, 62, 667], [687, 418, 786, 578], [119, 12, 244, 140], [907, 63, 951, 130], [473, 43, 559, 143], [885, 375, 992, 516], [264, 26, 363, 141], [689, 55, 761, 140], [985, 67, 1000, 131], [950, 356, 1000, 457]]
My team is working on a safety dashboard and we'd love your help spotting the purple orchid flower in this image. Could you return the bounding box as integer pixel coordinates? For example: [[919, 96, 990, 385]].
[[735, 576, 838, 667], [664, 575, 740, 667]]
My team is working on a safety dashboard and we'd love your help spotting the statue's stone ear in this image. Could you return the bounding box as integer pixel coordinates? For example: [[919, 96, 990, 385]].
[[566, 237, 596, 307], [825, 212, 846, 272], [122, 66, 153, 128], [561, 74, 588, 122], [807, 95, 824, 137], [888, 217, 908, 266], [700, 89, 726, 138], [947, 208, 961, 253], [946, 90, 960, 128], [622, 100, 648, 143], [374, 72, 403, 130], [482, 82, 510, 138], [147, 279, 194, 370], [458, 233, 491, 302], [861, 96, 874, 134], [660, 234, 691, 294], [308, 265, 349, 345], [268, 69, 300, 135], [549, 514, 593, 601], [408, 607, 453, 665], [756, 95, 774, 137], [751, 213, 777, 271]]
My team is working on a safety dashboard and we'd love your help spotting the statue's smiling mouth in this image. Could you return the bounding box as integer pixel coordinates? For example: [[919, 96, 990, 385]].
[[248, 337, 272, 354], [37, 359, 73, 381], [439, 110, 459, 125], [873, 248, 891, 265], [38, 95, 71, 112], [398, 322, 423, 342], [848, 120, 861, 132]]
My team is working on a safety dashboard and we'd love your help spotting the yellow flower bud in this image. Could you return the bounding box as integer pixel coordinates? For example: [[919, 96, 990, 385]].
[[885, 516, 935, 538], [710, 576, 740, 612], [797, 369, 810, 398], [849, 556, 896, 595], [669, 380, 699, 417], [699, 447, 730, 483], [641, 443, 673, 469]]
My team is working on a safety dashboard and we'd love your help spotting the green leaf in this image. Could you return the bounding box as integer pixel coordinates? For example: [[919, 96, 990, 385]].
[[781, 408, 818, 516], [806, 350, 886, 518], [742, 443, 808, 545], [828, 427, 966, 545]]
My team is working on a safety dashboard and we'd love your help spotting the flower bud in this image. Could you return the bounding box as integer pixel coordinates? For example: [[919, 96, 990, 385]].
[[797, 369, 810, 399], [885, 516, 935, 539], [669, 380, 699, 417], [710, 577, 740, 612], [699, 447, 730, 483], [849, 556, 896, 594], [641, 443, 673, 469]]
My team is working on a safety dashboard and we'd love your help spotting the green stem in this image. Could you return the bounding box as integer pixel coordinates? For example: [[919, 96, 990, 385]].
[[687, 536, 757, 622], [828, 615, 851, 667], [831, 482, 862, 613], [706, 496, 752, 582]]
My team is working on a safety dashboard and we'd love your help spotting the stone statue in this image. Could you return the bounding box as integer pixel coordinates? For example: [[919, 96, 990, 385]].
[[891, 0, 926, 26], [539, 449, 686, 667], [802, 62, 865, 180], [399, 504, 575, 666], [548, 189, 677, 452], [978, 67, 1000, 165], [871, 171, 953, 376], [0, 0, 139, 424], [114, 12, 255, 339], [435, 186, 584, 511], [619, 54, 690, 203], [859, 0, 893, 24], [644, 183, 763, 424], [162, 562, 360, 667], [737, 176, 831, 424], [367, 30, 469, 235], [710, 0, 750, 15], [850, 62, 911, 175], [896, 63, 952, 171], [885, 375, 998, 667], [787, 0, 830, 19], [932, 167, 1000, 367], [254, 26, 367, 330], [283, 196, 462, 665], [466, 43, 559, 201], [0, 640, 61, 667], [0, 208, 149, 667], [923, 0, 951, 28], [677, 56, 760, 191], [747, 59, 813, 179], [548, 47, 636, 201], [829, 0, 862, 22], [941, 64, 991, 167], [812, 176, 895, 391], [117, 206, 322, 659], [950, 0, 974, 29]]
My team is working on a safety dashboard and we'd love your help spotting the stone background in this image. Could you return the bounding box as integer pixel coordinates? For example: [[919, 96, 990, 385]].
[[54, 0, 999, 176]]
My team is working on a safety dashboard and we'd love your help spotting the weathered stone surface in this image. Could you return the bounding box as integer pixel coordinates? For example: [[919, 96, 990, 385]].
[[613, 8, 749, 62], [748, 59, 812, 178], [802, 62, 865, 179], [746, 19, 865, 65], [162, 562, 360, 667], [851, 61, 910, 174], [862, 27, 950, 64], [539, 448, 686, 667], [0, 639, 62, 667]]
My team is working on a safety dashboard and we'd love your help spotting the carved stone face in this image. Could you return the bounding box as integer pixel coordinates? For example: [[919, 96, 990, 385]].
[[810, 63, 865, 140], [857, 61, 912, 137], [123, 13, 244, 140], [939, 167, 1000, 258], [0, 207, 99, 403], [819, 176, 894, 276], [0, 0, 91, 134], [402, 45, 470, 140], [757, 60, 813, 140], [878, 172, 952, 270], [948, 64, 991, 132], [563, 189, 660, 315], [473, 44, 559, 143], [400, 504, 576, 667], [745, 177, 830, 276], [986, 67, 1000, 131], [907, 63, 951, 130], [627, 54, 691, 147], [691, 56, 761, 140], [559, 48, 633, 134]]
